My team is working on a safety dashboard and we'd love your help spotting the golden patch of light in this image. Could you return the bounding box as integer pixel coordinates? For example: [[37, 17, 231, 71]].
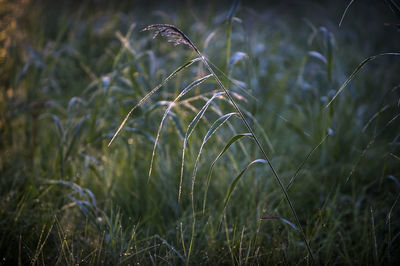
[[6, 88, 13, 98]]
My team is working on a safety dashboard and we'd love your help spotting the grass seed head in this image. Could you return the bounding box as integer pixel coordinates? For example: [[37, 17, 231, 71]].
[[142, 24, 193, 49]]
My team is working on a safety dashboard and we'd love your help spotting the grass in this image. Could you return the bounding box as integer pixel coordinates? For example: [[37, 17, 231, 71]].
[[1, 0, 400, 264]]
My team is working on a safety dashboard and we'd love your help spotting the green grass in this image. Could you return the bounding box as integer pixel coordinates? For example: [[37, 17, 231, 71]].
[[1, 0, 400, 264]]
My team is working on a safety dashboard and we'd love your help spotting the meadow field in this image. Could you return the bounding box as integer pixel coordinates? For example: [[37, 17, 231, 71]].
[[1, 0, 400, 264]]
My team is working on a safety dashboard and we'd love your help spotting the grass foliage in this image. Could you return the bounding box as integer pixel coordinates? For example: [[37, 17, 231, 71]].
[[1, 0, 400, 264]]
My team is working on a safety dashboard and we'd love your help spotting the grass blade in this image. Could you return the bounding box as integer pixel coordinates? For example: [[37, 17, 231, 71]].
[[371, 207, 378, 265], [221, 159, 267, 212], [46, 180, 89, 201], [339, 0, 355, 27], [108, 57, 200, 146], [124, 127, 156, 143], [287, 132, 331, 190], [308, 51, 327, 64], [65, 115, 89, 162], [51, 114, 63, 137], [179, 91, 225, 202], [187, 112, 237, 264], [227, 0, 240, 21], [191, 112, 238, 199], [386, 0, 400, 19], [327, 30, 334, 82], [168, 112, 186, 140], [229, 51, 248, 69], [261, 216, 299, 231], [187, 92, 225, 139], [148, 74, 212, 179], [326, 53, 400, 108], [202, 133, 253, 213]]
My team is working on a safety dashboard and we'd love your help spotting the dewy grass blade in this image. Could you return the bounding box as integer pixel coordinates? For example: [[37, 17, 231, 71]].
[[108, 57, 200, 146], [51, 114, 63, 136], [287, 133, 331, 190], [326, 53, 400, 108], [187, 92, 226, 139], [203, 133, 253, 214], [339, 0, 355, 27], [148, 74, 212, 179], [222, 159, 267, 213], [187, 112, 237, 264], [225, 0, 239, 68], [327, 30, 334, 82], [309, 51, 327, 64], [345, 112, 400, 184], [65, 115, 89, 162], [168, 112, 186, 140], [229, 51, 248, 69], [179, 91, 225, 202], [203, 113, 237, 144], [124, 127, 156, 143], [45, 179, 89, 201], [191, 112, 238, 202], [362, 105, 390, 132], [261, 216, 299, 231]]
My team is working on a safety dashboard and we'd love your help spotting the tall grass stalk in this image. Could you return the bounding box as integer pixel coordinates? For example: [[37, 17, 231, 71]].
[[140, 24, 316, 263]]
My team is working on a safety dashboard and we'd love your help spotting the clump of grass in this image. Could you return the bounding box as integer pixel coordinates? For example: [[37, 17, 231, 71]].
[[109, 23, 315, 263]]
